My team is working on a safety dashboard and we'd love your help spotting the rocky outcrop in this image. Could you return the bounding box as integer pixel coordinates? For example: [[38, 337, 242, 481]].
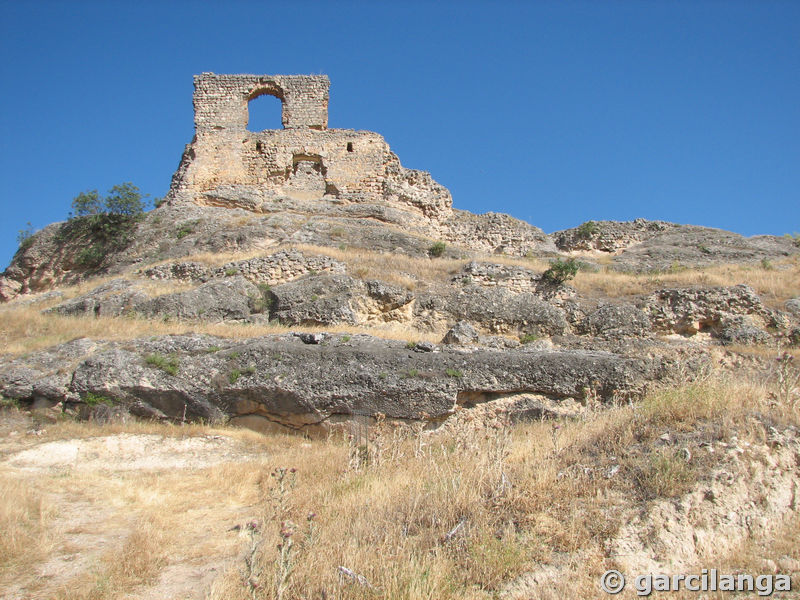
[[641, 284, 780, 337], [444, 210, 558, 256], [0, 333, 688, 433], [610, 226, 799, 272], [554, 219, 677, 252], [552, 220, 800, 273], [577, 303, 652, 339], [46, 279, 149, 318], [451, 261, 575, 301]]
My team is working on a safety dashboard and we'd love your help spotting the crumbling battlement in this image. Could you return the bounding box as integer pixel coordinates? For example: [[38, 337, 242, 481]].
[[167, 73, 453, 222], [194, 73, 330, 132]]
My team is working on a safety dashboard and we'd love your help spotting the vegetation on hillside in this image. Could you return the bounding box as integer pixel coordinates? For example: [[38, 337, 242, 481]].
[[58, 183, 150, 269]]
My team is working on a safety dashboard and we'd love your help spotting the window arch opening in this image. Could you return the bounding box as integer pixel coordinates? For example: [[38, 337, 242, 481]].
[[247, 92, 283, 131]]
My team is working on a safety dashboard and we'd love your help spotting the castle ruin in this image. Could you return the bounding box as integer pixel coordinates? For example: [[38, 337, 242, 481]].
[[167, 73, 453, 223]]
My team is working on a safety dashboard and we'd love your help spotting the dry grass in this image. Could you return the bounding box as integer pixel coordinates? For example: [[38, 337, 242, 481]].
[[0, 305, 442, 356], [1, 370, 797, 599], [53, 514, 170, 600], [571, 257, 800, 306], [0, 474, 57, 575]]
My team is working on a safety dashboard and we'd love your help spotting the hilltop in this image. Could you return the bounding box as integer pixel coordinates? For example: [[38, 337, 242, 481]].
[[0, 73, 798, 600]]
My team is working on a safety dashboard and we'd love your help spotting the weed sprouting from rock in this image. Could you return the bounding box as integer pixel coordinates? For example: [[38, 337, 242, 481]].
[[144, 353, 180, 376]]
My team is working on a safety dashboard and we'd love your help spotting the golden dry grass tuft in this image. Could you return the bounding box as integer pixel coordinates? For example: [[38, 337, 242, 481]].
[[0, 475, 57, 575]]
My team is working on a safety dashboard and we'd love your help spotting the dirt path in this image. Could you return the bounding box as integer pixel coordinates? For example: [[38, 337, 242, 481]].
[[1, 432, 269, 600]]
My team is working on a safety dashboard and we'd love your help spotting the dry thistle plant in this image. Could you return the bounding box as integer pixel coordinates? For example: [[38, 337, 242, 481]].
[[240, 466, 319, 599], [486, 409, 512, 499], [772, 351, 800, 409]]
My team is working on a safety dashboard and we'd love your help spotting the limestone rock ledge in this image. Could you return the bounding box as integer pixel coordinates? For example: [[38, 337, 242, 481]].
[[0, 333, 692, 434]]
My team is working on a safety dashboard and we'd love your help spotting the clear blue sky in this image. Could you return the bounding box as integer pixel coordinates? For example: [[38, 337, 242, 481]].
[[1, 0, 798, 269]]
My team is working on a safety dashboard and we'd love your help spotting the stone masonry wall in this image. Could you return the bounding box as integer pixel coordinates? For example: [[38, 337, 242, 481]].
[[142, 250, 346, 286], [194, 73, 330, 132]]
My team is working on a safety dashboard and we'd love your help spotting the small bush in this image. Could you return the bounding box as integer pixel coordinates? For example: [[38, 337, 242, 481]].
[[575, 220, 599, 239], [59, 183, 150, 271], [406, 341, 417, 350], [83, 392, 113, 407], [16, 222, 35, 252], [428, 241, 446, 258], [145, 353, 180, 376], [631, 450, 694, 500], [445, 368, 463, 378], [541, 258, 579, 285], [341, 335, 351, 342], [519, 333, 540, 344], [224, 268, 238, 277], [206, 345, 221, 353], [176, 225, 194, 239], [229, 369, 241, 384], [0, 396, 20, 409], [404, 368, 420, 378]]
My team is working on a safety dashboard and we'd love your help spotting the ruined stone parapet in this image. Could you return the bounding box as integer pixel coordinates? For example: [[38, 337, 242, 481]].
[[443, 210, 558, 256], [194, 73, 330, 132]]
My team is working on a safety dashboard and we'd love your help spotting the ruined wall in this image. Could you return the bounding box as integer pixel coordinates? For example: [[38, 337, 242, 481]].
[[167, 72, 452, 222], [194, 73, 330, 132]]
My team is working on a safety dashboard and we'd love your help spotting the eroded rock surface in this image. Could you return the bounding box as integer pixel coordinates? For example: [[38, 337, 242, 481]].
[[0, 333, 690, 434]]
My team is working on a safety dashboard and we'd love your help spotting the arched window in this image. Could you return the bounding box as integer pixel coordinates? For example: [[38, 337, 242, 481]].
[[247, 92, 283, 131]]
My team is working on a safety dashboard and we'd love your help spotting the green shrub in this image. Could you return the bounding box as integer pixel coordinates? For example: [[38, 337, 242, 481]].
[[575, 220, 599, 239], [83, 392, 113, 406], [428, 241, 446, 258], [224, 268, 238, 276], [104, 183, 148, 216], [445, 368, 463, 378], [176, 225, 194, 239], [541, 258, 579, 285], [229, 369, 241, 384], [406, 341, 417, 350], [341, 335, 351, 342], [145, 353, 180, 376], [206, 345, 221, 353], [519, 333, 540, 344], [0, 396, 20, 409], [59, 183, 150, 270]]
